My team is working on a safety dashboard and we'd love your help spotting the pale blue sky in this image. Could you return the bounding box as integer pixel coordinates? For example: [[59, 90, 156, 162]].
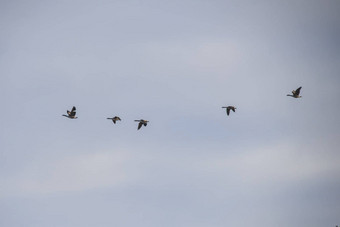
[[1, 0, 340, 226]]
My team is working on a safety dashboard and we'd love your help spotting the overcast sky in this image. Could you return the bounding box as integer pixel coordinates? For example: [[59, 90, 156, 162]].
[[1, 0, 340, 226]]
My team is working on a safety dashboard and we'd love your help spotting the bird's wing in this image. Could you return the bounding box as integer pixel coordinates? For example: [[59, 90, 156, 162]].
[[231, 107, 235, 112], [227, 108, 230, 115], [295, 87, 302, 96], [69, 106, 76, 116], [138, 122, 143, 130], [114, 116, 121, 121], [113, 119, 116, 124]]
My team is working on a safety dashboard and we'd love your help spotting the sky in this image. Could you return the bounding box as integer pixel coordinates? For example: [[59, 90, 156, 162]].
[[1, 0, 340, 226]]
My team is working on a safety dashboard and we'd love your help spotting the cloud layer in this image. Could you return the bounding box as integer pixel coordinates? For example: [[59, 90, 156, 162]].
[[1, 0, 340, 226]]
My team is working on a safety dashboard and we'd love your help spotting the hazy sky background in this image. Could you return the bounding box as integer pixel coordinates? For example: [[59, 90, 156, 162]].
[[1, 0, 340, 226]]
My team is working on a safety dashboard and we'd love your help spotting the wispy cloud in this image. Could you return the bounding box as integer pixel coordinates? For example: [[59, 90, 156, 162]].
[[1, 151, 131, 197]]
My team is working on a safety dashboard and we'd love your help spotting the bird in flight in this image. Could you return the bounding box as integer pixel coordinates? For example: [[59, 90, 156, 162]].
[[287, 86, 302, 98], [222, 106, 236, 116], [62, 106, 77, 119], [135, 119, 149, 130], [107, 116, 121, 124]]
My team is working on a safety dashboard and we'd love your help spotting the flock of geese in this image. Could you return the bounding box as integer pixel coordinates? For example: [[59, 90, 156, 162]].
[[62, 86, 302, 130]]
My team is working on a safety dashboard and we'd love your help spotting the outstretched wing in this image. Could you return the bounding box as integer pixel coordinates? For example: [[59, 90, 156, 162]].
[[138, 122, 143, 130], [231, 107, 235, 112], [295, 87, 302, 96], [227, 108, 230, 116], [69, 106, 76, 117], [113, 116, 121, 121]]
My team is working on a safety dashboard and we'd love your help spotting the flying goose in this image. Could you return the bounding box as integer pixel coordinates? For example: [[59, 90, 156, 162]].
[[287, 86, 302, 98], [222, 106, 236, 116], [107, 116, 121, 124], [134, 119, 149, 130], [62, 106, 77, 119]]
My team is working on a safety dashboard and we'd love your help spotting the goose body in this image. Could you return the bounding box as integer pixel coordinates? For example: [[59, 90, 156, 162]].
[[222, 106, 236, 116], [62, 106, 77, 119], [134, 119, 149, 130], [287, 86, 302, 98], [107, 116, 121, 124]]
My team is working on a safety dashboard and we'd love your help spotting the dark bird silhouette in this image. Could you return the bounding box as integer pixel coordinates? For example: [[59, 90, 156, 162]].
[[107, 116, 121, 124], [287, 86, 302, 98], [134, 119, 149, 130], [222, 106, 236, 116], [62, 106, 77, 119]]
